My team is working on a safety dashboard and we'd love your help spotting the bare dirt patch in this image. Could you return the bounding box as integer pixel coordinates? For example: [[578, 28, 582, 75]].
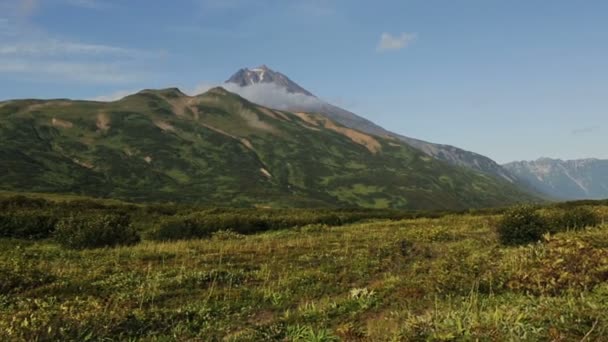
[[273, 110, 291, 121], [166, 96, 201, 118], [29, 101, 72, 112], [154, 120, 176, 132], [240, 138, 254, 150], [294, 112, 320, 127], [72, 158, 94, 169], [201, 123, 255, 152], [257, 106, 291, 121], [51, 118, 74, 128], [322, 119, 382, 154], [260, 168, 272, 178], [96, 112, 111, 131]]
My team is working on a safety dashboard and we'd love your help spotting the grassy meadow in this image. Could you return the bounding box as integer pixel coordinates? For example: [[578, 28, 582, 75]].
[[1, 196, 608, 341]]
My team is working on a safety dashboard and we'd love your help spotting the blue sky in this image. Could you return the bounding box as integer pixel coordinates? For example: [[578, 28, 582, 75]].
[[1, 0, 607, 163]]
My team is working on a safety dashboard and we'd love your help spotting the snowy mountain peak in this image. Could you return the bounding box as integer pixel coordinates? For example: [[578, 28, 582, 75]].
[[225, 65, 315, 97]]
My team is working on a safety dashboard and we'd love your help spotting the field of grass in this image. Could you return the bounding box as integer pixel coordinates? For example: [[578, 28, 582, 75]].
[[1, 199, 608, 340]]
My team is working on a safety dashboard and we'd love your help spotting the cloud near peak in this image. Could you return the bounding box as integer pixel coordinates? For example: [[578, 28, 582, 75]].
[[377, 32, 417, 52]]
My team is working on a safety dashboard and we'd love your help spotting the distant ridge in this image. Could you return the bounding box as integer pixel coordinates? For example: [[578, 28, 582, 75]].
[[504, 158, 608, 200]]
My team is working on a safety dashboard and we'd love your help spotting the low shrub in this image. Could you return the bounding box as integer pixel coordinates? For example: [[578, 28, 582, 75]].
[[507, 236, 608, 295], [211, 229, 245, 240], [146, 216, 207, 241], [54, 214, 140, 249], [551, 207, 601, 232], [497, 206, 549, 245], [0, 212, 57, 239], [0, 259, 55, 294], [0, 196, 49, 210]]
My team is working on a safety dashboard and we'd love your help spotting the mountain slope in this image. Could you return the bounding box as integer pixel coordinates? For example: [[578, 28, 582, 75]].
[[225, 66, 519, 183], [0, 87, 536, 209], [504, 158, 608, 200]]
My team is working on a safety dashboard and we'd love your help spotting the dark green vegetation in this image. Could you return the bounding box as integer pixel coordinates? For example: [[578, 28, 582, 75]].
[[497, 205, 602, 245], [54, 214, 140, 249], [1, 195, 608, 340], [0, 194, 429, 247], [496, 206, 549, 245], [0, 87, 536, 210]]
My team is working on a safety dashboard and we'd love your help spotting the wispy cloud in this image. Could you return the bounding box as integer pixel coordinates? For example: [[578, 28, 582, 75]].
[[0, 40, 142, 57], [0, 38, 157, 84], [187, 83, 217, 96], [0, 0, 153, 86], [19, 0, 39, 16], [7, 0, 109, 15], [377, 32, 417, 52], [197, 0, 252, 10], [223, 83, 323, 110], [91, 89, 137, 101], [62, 0, 111, 10], [197, 0, 334, 16], [290, 1, 334, 17], [167, 25, 251, 39], [0, 60, 144, 83], [571, 126, 600, 136]]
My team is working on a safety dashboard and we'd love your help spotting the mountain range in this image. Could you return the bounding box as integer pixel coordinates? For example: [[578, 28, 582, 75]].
[[0, 65, 603, 207], [504, 158, 608, 200], [224, 66, 608, 202]]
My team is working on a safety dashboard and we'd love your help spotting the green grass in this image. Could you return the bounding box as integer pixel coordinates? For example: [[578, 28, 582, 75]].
[[1, 205, 607, 340]]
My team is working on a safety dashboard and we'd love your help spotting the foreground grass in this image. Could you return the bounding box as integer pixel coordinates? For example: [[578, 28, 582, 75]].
[[1, 210, 608, 341]]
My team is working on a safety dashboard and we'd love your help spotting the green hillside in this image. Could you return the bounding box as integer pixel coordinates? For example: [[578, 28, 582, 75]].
[[0, 87, 536, 209]]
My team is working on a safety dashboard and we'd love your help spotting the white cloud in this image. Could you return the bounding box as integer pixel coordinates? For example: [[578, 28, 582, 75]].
[[91, 89, 136, 102], [0, 59, 144, 83], [0, 0, 152, 86], [198, 0, 251, 10], [186, 83, 217, 96], [571, 126, 600, 136], [184, 82, 324, 110], [19, 0, 38, 16], [0, 40, 140, 56], [377, 32, 417, 52], [62, 0, 110, 9], [223, 83, 323, 111], [8, 0, 109, 14], [0, 39, 153, 83]]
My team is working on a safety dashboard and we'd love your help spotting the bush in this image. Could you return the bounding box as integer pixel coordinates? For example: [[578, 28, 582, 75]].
[[0, 196, 49, 210], [54, 214, 140, 249], [0, 212, 58, 239], [497, 206, 549, 245], [146, 216, 206, 241], [552, 207, 601, 231]]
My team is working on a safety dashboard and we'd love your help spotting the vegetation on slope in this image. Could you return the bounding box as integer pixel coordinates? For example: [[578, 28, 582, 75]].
[[0, 88, 536, 209], [0, 198, 607, 340]]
